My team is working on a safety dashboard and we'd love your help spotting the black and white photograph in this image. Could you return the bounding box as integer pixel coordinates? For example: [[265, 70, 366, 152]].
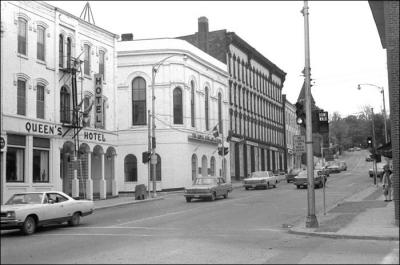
[[0, 1, 399, 264]]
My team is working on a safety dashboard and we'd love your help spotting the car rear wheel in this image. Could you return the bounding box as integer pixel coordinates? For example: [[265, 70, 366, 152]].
[[21, 216, 36, 235], [245, 187, 249, 190], [210, 192, 216, 201], [223, 192, 228, 199], [68, 212, 81, 226], [296, 185, 300, 189], [186, 197, 192, 202], [274, 180, 278, 188]]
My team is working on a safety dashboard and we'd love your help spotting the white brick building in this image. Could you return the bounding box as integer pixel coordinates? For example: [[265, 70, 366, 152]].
[[116, 38, 230, 192], [0, 1, 118, 203]]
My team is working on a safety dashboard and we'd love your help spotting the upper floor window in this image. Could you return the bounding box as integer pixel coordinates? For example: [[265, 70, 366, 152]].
[[59, 34, 64, 68], [191, 81, 195, 127], [132, 77, 146, 125], [99, 50, 105, 80], [37, 26, 45, 61], [218, 92, 223, 133], [84, 44, 90, 75], [18, 18, 27, 55], [17, 79, 26, 115], [205, 86, 209, 131], [173, 87, 183, 124], [67, 37, 72, 69], [36, 84, 45, 119], [60, 86, 71, 123]]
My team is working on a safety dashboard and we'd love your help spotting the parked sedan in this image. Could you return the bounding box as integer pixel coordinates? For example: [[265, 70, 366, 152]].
[[294, 170, 327, 189], [1, 191, 94, 235], [184, 177, 232, 202], [243, 171, 278, 190]]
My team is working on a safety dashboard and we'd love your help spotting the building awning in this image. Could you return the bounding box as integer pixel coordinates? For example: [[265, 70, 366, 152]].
[[376, 141, 392, 158]]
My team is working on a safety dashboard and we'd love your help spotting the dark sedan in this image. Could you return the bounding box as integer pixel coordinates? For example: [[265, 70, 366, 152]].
[[286, 168, 303, 183]]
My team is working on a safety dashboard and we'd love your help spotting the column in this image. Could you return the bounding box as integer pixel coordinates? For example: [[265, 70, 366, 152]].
[[111, 156, 117, 197], [71, 155, 79, 198], [1, 149, 6, 204], [99, 153, 106, 199], [86, 152, 93, 200]]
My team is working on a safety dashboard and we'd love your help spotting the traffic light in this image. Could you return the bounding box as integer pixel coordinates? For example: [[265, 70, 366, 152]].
[[142, 151, 151, 164], [367, 136, 372, 148], [318, 111, 329, 134], [218, 147, 229, 156], [295, 101, 306, 127]]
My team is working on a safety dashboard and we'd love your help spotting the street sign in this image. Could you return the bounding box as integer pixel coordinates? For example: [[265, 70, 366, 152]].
[[293, 135, 306, 154], [150, 154, 157, 165]]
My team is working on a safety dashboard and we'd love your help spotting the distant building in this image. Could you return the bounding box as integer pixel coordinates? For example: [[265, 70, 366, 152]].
[[177, 17, 287, 179], [283, 95, 301, 171], [116, 38, 230, 191], [0, 1, 118, 203]]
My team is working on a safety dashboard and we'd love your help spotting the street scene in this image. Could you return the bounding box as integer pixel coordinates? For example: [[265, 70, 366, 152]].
[[1, 1, 399, 264]]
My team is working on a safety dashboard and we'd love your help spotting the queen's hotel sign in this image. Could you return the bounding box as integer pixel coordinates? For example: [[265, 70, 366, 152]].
[[94, 74, 104, 128]]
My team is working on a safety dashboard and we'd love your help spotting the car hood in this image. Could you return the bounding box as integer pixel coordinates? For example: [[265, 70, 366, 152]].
[[243, 177, 270, 181], [186, 185, 213, 190], [1, 204, 41, 211]]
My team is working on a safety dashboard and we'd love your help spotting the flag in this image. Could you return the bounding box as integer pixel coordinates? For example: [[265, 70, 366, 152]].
[[212, 124, 219, 138]]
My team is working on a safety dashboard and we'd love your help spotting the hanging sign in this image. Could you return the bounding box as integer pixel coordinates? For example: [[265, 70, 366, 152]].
[[94, 74, 103, 128]]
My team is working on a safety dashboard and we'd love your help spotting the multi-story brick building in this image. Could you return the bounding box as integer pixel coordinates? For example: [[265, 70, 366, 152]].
[[0, 1, 118, 203], [283, 95, 301, 171], [116, 37, 230, 191], [177, 17, 287, 180], [369, 1, 399, 226]]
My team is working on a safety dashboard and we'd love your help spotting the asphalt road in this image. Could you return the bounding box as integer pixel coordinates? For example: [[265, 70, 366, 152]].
[[1, 150, 397, 264]]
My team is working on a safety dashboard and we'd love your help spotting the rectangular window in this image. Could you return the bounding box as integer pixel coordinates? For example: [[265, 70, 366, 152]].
[[17, 79, 26, 115], [59, 35, 64, 68], [37, 84, 45, 119], [84, 44, 90, 75], [37, 26, 45, 61], [99, 50, 105, 80], [18, 19, 27, 55], [6, 134, 26, 183], [33, 137, 50, 183]]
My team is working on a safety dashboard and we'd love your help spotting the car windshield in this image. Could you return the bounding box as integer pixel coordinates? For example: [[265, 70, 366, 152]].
[[250, 172, 269, 178], [5, 193, 43, 205], [194, 178, 218, 185]]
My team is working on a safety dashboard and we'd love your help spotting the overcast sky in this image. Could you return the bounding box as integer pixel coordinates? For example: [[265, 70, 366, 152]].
[[46, 1, 389, 117]]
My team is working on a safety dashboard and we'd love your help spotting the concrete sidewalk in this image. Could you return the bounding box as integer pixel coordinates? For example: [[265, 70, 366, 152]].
[[93, 180, 245, 210], [289, 184, 399, 241]]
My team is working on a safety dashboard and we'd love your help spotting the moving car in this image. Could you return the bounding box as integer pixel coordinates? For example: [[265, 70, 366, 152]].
[[325, 161, 341, 174], [337, 161, 347, 171], [184, 177, 232, 202], [366, 157, 373, 162], [243, 171, 278, 190], [286, 168, 303, 183], [294, 170, 327, 189], [369, 162, 386, 180], [1, 191, 94, 235]]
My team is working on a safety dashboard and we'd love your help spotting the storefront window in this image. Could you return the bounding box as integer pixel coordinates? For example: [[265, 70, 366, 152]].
[[33, 149, 49, 183], [6, 147, 25, 182]]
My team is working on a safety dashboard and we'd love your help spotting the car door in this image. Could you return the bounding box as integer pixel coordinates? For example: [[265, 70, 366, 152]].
[[44, 192, 65, 221]]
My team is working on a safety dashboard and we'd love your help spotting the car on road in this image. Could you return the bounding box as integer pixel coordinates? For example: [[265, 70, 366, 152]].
[[286, 168, 304, 183], [0, 191, 94, 235], [368, 162, 386, 180], [184, 177, 232, 202], [243, 171, 278, 190], [273, 170, 287, 182], [337, 161, 347, 171], [354, 147, 361, 151], [325, 161, 342, 174], [348, 148, 354, 152], [294, 170, 327, 189], [366, 156, 373, 162]]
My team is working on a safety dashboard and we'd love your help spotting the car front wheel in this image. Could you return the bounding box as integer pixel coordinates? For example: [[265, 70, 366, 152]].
[[68, 212, 81, 226], [22, 216, 36, 235], [223, 191, 228, 199], [186, 197, 192, 202], [210, 192, 216, 201]]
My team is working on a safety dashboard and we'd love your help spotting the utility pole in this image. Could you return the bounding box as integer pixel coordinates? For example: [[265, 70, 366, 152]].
[[371, 108, 378, 186], [381, 88, 388, 143], [148, 110, 151, 198], [302, 0, 318, 228], [151, 67, 157, 198]]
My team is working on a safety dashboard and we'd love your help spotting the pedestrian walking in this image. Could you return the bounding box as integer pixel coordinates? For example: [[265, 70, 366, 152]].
[[382, 164, 393, 202]]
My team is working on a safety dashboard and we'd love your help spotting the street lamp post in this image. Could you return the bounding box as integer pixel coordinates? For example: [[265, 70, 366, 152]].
[[150, 54, 185, 197], [357, 84, 388, 143]]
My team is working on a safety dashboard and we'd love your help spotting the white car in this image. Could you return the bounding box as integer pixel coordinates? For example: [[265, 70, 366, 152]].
[[1, 191, 94, 235], [243, 171, 278, 190]]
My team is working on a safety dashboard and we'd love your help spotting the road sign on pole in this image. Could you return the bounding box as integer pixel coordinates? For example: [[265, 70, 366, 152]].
[[293, 135, 306, 154]]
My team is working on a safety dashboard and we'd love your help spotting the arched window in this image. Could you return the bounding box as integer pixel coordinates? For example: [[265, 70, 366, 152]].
[[191, 154, 197, 181], [18, 18, 27, 55], [59, 34, 64, 67], [36, 84, 45, 119], [37, 25, 45, 61], [218, 92, 223, 133], [191, 81, 195, 127], [60, 86, 70, 123], [99, 50, 105, 80], [201, 155, 207, 177], [84, 44, 90, 75], [67, 37, 72, 69], [205, 87, 209, 131], [210, 156, 216, 176], [17, 79, 26, 115], [150, 154, 162, 181], [132, 77, 146, 125], [124, 154, 137, 182], [173, 87, 183, 124]]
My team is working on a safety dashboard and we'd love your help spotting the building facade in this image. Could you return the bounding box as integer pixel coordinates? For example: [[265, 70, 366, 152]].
[[178, 17, 287, 180], [0, 1, 118, 203], [116, 38, 230, 191], [283, 95, 301, 171]]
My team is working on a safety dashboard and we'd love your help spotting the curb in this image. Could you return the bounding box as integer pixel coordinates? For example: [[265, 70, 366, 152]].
[[94, 197, 164, 210], [288, 229, 400, 241]]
